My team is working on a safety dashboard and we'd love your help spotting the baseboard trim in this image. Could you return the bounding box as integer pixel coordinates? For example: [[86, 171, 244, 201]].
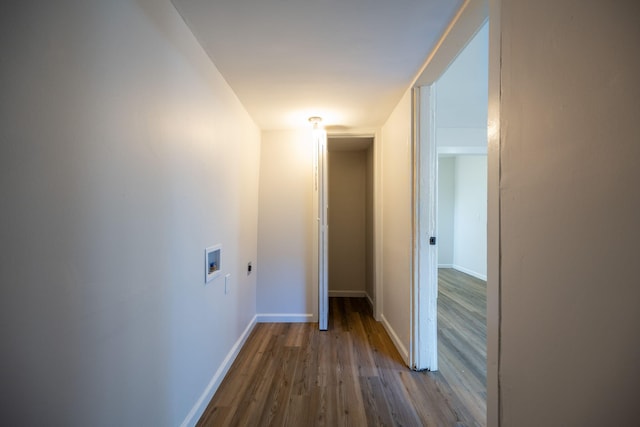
[[256, 313, 314, 323], [438, 146, 488, 155], [180, 314, 257, 427], [452, 264, 487, 281], [328, 290, 367, 298], [365, 292, 374, 310], [380, 314, 409, 366], [438, 263, 453, 268]]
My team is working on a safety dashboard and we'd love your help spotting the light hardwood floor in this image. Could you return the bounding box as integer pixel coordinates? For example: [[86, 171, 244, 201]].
[[198, 269, 486, 426]]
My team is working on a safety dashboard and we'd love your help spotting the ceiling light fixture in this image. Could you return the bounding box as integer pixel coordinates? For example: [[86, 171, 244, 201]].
[[308, 116, 323, 129]]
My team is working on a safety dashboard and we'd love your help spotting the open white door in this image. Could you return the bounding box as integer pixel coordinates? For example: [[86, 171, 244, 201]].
[[315, 126, 329, 330], [411, 85, 438, 370]]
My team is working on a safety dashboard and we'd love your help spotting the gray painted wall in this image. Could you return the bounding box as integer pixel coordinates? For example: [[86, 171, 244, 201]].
[[498, 1, 640, 425], [438, 157, 456, 266], [328, 150, 367, 295], [453, 156, 487, 279], [0, 1, 260, 425], [365, 144, 375, 301], [438, 155, 487, 279]]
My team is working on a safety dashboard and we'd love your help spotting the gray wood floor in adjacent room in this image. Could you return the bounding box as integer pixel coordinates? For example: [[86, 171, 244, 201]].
[[437, 268, 487, 426], [198, 269, 486, 426]]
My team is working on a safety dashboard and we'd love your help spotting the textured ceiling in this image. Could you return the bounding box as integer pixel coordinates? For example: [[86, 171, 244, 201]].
[[171, 0, 463, 131]]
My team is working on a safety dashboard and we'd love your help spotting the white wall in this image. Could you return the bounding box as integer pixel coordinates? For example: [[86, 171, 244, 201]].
[[328, 150, 367, 296], [453, 156, 487, 279], [257, 129, 316, 321], [380, 89, 413, 362], [437, 157, 456, 266], [438, 155, 486, 279], [0, 1, 260, 425], [498, 1, 640, 425]]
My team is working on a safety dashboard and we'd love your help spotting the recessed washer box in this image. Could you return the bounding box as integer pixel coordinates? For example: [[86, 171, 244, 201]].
[[205, 245, 222, 283]]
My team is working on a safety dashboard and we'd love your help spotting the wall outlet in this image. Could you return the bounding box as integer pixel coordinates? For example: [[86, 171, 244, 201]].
[[224, 274, 231, 294]]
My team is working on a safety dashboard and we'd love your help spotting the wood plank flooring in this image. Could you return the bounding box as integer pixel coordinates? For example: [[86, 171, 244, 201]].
[[198, 269, 486, 427], [437, 268, 487, 427]]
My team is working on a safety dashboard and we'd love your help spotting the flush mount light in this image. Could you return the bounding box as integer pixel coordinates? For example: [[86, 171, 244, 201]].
[[308, 116, 323, 129]]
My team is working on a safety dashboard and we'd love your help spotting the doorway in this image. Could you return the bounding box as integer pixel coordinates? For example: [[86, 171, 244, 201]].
[[326, 137, 375, 322], [412, 5, 489, 370], [412, 12, 489, 424], [434, 18, 488, 380]]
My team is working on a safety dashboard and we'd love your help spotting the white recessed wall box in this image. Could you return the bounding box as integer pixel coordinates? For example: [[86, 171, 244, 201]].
[[205, 244, 222, 283]]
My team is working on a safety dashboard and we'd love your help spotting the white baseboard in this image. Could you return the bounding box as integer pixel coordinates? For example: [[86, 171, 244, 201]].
[[380, 314, 409, 366], [256, 313, 314, 323], [452, 264, 487, 281], [180, 314, 257, 427], [328, 290, 367, 298], [365, 292, 374, 310], [438, 263, 453, 268], [438, 146, 488, 155]]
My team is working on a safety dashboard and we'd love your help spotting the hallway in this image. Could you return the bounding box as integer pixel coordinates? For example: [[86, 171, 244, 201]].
[[198, 295, 485, 426]]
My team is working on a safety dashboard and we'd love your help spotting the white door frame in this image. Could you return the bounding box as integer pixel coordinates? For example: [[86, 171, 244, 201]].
[[411, 85, 439, 370], [315, 127, 329, 331]]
